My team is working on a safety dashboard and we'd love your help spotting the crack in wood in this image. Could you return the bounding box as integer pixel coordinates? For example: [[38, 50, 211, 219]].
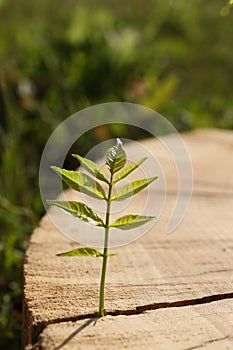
[[183, 335, 231, 350], [109, 292, 233, 315], [30, 291, 233, 347]]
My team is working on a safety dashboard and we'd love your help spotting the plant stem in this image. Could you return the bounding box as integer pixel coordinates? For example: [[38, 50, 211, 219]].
[[98, 175, 113, 317]]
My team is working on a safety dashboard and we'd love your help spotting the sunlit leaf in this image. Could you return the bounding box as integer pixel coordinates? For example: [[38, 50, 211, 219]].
[[111, 176, 157, 201], [113, 157, 147, 184], [105, 138, 126, 174], [110, 214, 155, 230], [50, 166, 106, 200], [56, 248, 117, 257], [47, 200, 105, 226], [72, 154, 109, 183], [57, 247, 103, 257]]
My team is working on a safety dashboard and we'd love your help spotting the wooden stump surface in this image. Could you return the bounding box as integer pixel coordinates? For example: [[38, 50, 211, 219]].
[[23, 129, 233, 349]]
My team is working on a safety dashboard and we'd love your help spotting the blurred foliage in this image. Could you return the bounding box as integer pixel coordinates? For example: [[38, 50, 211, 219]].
[[0, 0, 233, 348]]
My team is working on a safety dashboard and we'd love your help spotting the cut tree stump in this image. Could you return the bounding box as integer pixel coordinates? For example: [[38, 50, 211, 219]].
[[23, 129, 233, 350]]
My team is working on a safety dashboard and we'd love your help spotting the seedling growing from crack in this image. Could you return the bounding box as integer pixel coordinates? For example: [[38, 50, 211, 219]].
[[47, 139, 157, 317]]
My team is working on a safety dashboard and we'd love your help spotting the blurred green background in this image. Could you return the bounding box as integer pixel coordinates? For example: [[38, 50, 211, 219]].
[[0, 0, 232, 348]]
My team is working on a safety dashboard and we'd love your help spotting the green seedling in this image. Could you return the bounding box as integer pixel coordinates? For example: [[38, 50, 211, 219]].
[[47, 139, 157, 317]]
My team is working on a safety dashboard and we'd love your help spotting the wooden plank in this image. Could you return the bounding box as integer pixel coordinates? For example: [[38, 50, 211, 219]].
[[23, 193, 233, 347], [23, 130, 233, 348], [137, 128, 233, 194], [37, 299, 233, 350]]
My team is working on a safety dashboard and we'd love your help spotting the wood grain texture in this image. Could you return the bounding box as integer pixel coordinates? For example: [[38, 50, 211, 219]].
[[23, 129, 233, 349], [37, 300, 233, 350]]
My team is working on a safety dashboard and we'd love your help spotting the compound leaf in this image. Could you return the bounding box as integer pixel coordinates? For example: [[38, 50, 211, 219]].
[[72, 154, 109, 184], [106, 139, 126, 174], [110, 214, 155, 230], [47, 200, 105, 226], [51, 166, 106, 200], [111, 176, 157, 201], [113, 157, 147, 184], [57, 247, 103, 257]]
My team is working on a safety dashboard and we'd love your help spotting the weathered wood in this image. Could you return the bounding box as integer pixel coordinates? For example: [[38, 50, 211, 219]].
[[38, 299, 233, 350], [23, 129, 233, 349]]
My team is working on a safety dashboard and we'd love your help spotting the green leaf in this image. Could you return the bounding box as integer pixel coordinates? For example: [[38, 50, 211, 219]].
[[47, 200, 105, 226], [111, 176, 158, 201], [56, 248, 117, 257], [57, 247, 103, 257], [72, 154, 109, 184], [105, 139, 126, 174], [50, 166, 106, 200], [113, 157, 147, 184], [110, 214, 155, 230]]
